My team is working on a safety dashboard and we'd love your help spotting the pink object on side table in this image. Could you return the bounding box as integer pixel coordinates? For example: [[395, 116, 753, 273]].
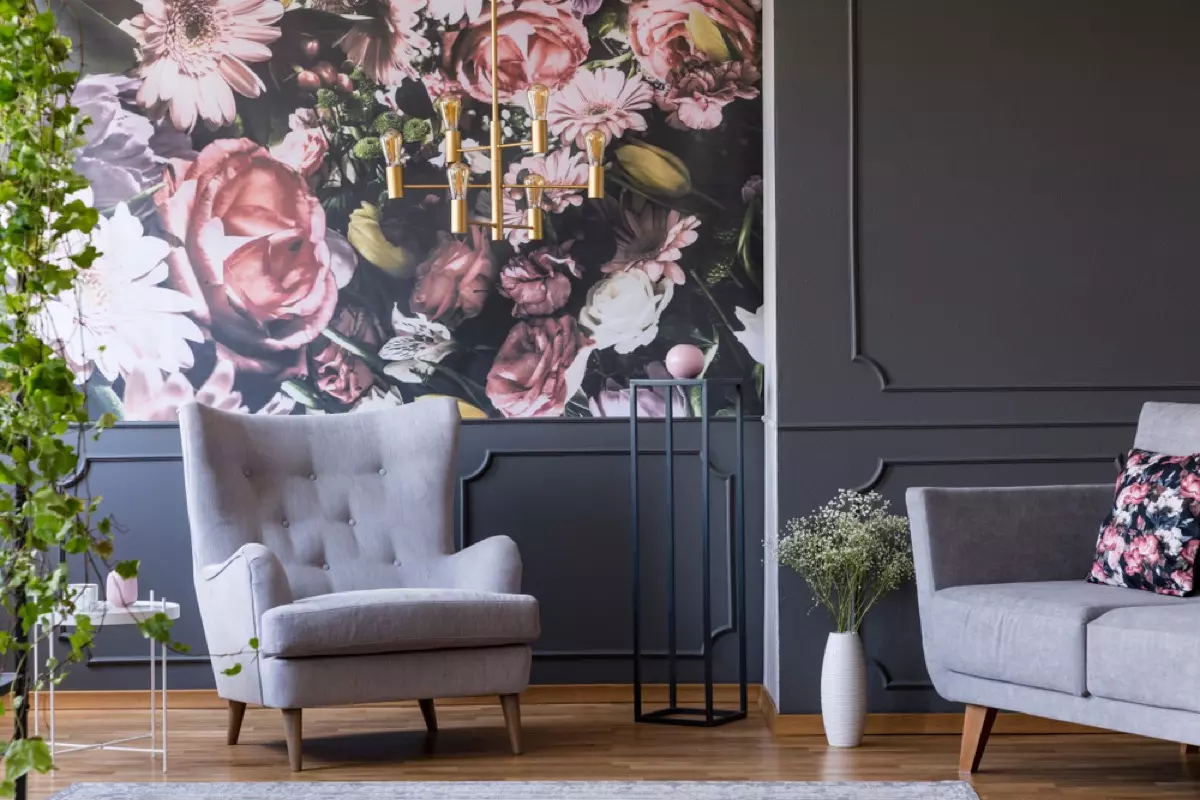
[[106, 572, 138, 608], [664, 344, 705, 379]]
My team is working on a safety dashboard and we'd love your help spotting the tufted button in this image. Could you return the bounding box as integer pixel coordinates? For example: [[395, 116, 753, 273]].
[[242, 468, 252, 477], [378, 468, 387, 476], [348, 518, 356, 527], [322, 563, 330, 571], [308, 473, 317, 481], [282, 520, 290, 529], [393, 559, 401, 567]]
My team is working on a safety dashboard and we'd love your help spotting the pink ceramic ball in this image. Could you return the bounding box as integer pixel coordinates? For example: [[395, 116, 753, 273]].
[[665, 344, 705, 379]]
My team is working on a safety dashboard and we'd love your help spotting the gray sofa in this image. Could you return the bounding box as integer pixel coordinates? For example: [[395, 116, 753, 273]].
[[179, 398, 540, 770], [908, 402, 1200, 773]]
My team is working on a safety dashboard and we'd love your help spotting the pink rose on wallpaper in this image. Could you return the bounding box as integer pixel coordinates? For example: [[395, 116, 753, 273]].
[[271, 126, 328, 178], [625, 0, 758, 82], [1118, 482, 1152, 507], [156, 139, 355, 377], [311, 305, 382, 404], [120, 0, 284, 131], [498, 245, 580, 318], [1181, 473, 1200, 501], [410, 228, 496, 326], [658, 57, 760, 130], [441, 1, 589, 103], [487, 315, 593, 418]]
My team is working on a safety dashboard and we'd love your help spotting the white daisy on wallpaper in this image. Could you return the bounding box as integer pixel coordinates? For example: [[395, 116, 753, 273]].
[[40, 199, 204, 384]]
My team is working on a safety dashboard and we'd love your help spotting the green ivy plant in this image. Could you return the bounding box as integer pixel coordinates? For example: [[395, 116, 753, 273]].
[[0, 3, 181, 797]]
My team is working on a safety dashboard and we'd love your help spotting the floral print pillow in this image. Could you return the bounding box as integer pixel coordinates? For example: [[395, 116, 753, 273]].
[[1088, 448, 1200, 596]]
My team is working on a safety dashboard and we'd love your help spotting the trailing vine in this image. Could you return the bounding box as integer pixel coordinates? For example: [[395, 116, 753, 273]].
[[0, 3, 179, 796]]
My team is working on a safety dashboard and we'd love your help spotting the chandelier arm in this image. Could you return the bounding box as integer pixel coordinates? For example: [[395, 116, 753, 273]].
[[501, 184, 588, 191]]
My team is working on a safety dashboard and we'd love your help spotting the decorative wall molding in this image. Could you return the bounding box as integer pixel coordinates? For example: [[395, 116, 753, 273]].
[[851, 454, 1121, 494], [458, 446, 742, 663], [845, 0, 1200, 395]]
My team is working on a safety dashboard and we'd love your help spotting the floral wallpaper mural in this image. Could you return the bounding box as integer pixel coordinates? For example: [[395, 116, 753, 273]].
[[50, 0, 763, 420]]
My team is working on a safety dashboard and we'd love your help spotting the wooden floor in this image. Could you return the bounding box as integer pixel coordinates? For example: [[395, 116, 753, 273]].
[[26, 703, 1200, 799]]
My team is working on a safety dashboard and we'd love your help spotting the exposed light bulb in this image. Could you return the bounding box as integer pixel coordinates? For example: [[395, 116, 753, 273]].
[[527, 84, 550, 121], [437, 94, 462, 131], [381, 130, 404, 166], [447, 163, 470, 200], [523, 174, 547, 208], [524, 174, 546, 241], [584, 129, 607, 166]]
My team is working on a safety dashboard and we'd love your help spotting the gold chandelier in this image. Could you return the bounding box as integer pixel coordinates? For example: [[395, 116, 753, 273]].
[[378, 1, 606, 242]]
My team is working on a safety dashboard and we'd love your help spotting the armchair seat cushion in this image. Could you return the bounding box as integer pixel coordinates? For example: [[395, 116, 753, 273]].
[[926, 581, 1189, 696], [1088, 605, 1200, 713], [260, 588, 540, 658]]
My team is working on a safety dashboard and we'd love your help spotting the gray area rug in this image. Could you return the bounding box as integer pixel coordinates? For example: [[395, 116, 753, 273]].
[[50, 782, 980, 800]]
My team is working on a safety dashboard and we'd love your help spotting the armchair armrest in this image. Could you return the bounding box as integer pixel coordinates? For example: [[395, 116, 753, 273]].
[[906, 484, 1113, 594], [194, 543, 293, 704], [433, 535, 523, 594]]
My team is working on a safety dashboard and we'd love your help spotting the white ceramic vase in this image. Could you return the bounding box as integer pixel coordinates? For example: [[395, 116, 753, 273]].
[[820, 631, 867, 748]]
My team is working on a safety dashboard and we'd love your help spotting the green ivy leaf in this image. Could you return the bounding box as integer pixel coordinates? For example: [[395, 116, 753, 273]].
[[114, 560, 138, 580]]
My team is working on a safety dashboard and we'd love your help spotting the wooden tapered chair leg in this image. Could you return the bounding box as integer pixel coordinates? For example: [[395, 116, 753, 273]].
[[959, 704, 997, 774], [418, 698, 438, 734], [499, 693, 522, 755], [282, 708, 303, 771], [226, 700, 247, 745]]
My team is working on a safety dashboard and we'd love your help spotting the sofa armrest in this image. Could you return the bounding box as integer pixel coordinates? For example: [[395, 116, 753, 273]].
[[194, 543, 293, 704], [433, 535, 523, 594], [906, 484, 1113, 594]]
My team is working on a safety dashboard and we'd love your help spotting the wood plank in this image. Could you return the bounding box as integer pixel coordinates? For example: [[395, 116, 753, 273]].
[[24, 684, 761, 711], [24, 702, 1200, 800], [758, 687, 1106, 736]]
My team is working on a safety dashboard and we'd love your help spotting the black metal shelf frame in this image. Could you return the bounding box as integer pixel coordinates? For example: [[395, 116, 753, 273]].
[[629, 378, 748, 727]]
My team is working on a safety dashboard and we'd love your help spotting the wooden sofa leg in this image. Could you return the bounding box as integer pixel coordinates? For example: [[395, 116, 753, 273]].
[[959, 705, 997, 774], [227, 700, 247, 745], [282, 708, 303, 771], [499, 694, 522, 755], [1183, 743, 1199, 756], [419, 699, 438, 734]]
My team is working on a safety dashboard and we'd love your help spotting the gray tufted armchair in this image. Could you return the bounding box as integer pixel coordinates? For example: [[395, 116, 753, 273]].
[[179, 398, 539, 770]]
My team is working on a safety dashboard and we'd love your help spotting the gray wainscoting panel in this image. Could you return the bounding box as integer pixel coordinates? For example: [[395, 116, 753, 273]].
[[768, 0, 1200, 713], [59, 419, 764, 691]]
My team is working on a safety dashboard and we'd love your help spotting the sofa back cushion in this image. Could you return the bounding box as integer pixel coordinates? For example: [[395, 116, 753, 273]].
[[1088, 448, 1200, 596], [1135, 402, 1200, 456]]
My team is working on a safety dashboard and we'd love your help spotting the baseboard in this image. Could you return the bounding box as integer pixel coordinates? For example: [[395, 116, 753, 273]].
[[28, 683, 762, 711], [757, 689, 1106, 736]]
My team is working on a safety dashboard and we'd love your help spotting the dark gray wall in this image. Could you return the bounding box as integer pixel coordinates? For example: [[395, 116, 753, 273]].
[[771, 0, 1199, 713], [62, 419, 763, 691]]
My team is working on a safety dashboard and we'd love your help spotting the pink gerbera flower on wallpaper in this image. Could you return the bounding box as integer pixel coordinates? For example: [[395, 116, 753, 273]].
[[603, 205, 701, 285], [501, 149, 589, 245], [340, 0, 431, 87], [121, 0, 284, 132], [547, 68, 655, 149]]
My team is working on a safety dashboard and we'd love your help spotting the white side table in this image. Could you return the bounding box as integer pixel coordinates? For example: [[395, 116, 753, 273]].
[[32, 593, 181, 771]]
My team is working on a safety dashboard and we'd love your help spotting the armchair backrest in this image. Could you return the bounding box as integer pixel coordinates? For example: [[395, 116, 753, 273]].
[[180, 398, 459, 600], [1134, 402, 1200, 457]]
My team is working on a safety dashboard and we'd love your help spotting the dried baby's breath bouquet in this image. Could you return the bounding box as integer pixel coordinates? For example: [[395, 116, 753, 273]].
[[778, 490, 914, 633]]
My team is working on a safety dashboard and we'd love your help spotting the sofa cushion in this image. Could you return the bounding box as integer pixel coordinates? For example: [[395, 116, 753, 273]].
[[926, 581, 1189, 696], [260, 588, 540, 658], [1087, 448, 1200, 596], [1088, 604, 1200, 713]]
